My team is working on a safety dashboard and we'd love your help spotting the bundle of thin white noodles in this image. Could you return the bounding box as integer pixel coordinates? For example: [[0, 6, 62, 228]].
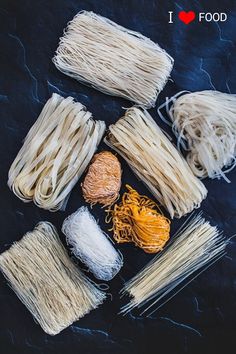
[[120, 214, 227, 316], [104, 107, 207, 218], [62, 206, 123, 281], [53, 11, 173, 108], [158, 90, 236, 182], [0, 222, 106, 335], [8, 93, 105, 211]]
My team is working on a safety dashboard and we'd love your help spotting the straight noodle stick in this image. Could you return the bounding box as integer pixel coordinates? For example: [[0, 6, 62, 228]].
[[120, 214, 227, 315]]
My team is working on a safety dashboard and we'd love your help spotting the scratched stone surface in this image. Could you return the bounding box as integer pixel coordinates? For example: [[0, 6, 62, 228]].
[[0, 0, 236, 353]]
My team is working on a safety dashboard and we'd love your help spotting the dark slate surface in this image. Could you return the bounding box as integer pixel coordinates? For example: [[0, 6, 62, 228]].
[[0, 0, 236, 353]]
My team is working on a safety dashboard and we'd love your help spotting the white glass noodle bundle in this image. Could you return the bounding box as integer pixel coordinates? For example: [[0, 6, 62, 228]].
[[160, 90, 236, 182], [104, 107, 207, 218], [0, 222, 106, 335], [120, 214, 227, 316], [53, 11, 173, 108], [8, 93, 106, 211], [62, 206, 123, 281]]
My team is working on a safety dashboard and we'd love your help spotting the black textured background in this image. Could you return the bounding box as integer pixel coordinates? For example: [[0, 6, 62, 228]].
[[0, 1, 236, 353]]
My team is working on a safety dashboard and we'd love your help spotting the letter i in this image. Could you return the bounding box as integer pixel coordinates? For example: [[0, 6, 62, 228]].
[[169, 11, 173, 23]]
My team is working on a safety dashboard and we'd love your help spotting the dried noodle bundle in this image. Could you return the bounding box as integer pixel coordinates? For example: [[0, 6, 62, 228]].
[[159, 91, 236, 182], [0, 222, 106, 335], [82, 151, 122, 206], [62, 207, 123, 281], [120, 214, 227, 316], [104, 107, 207, 218], [8, 93, 105, 211], [53, 11, 173, 108], [106, 185, 170, 253]]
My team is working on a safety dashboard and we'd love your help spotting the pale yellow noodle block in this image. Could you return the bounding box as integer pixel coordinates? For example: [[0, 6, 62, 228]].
[[53, 11, 173, 108], [105, 107, 207, 218], [0, 222, 106, 335]]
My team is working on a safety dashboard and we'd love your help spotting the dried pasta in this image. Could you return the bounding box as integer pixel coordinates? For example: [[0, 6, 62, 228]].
[[120, 214, 227, 316], [8, 93, 105, 211], [158, 90, 236, 182], [0, 222, 106, 335], [82, 151, 122, 206], [53, 11, 173, 108], [106, 185, 170, 253], [104, 107, 207, 218], [62, 206, 123, 281]]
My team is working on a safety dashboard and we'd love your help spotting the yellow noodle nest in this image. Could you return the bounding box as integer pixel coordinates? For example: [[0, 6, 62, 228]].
[[106, 185, 170, 254]]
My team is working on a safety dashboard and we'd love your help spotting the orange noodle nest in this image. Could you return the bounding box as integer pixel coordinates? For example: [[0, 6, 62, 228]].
[[106, 185, 170, 253], [82, 151, 122, 206]]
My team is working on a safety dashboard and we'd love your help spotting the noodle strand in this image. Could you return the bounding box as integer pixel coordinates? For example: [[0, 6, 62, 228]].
[[105, 107, 207, 218], [8, 93, 105, 211], [106, 185, 170, 253], [120, 214, 227, 315], [53, 11, 173, 108], [158, 90, 236, 182], [0, 222, 106, 335]]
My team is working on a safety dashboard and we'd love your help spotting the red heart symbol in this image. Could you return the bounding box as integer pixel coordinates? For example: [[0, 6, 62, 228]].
[[178, 11, 196, 24]]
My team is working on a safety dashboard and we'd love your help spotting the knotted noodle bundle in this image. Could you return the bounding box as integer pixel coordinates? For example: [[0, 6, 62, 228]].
[[8, 93, 105, 211], [104, 107, 207, 218], [120, 214, 227, 316], [0, 222, 106, 335], [82, 151, 122, 206], [161, 91, 236, 182], [62, 207, 123, 281], [106, 185, 170, 253], [53, 11, 173, 108]]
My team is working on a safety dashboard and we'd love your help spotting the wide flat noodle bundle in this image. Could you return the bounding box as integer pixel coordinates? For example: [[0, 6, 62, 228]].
[[104, 107, 207, 218], [0, 222, 106, 335], [8, 93, 106, 211], [53, 11, 173, 108], [161, 90, 236, 182], [120, 214, 227, 316]]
